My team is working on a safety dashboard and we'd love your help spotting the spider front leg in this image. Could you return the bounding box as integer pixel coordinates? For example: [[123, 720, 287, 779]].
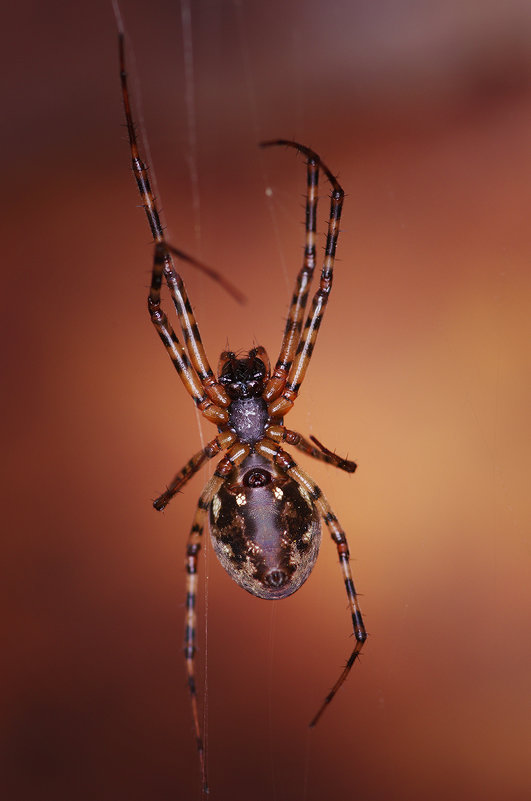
[[262, 141, 344, 419], [119, 33, 237, 422], [147, 244, 229, 425], [160, 244, 244, 407], [266, 424, 357, 473], [183, 441, 250, 793], [255, 437, 367, 725], [262, 144, 320, 402]]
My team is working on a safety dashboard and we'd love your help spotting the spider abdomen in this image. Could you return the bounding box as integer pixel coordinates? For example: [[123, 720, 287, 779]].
[[209, 454, 321, 599]]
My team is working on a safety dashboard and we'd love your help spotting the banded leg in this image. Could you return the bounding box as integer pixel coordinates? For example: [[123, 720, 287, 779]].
[[147, 265, 228, 425], [266, 424, 357, 473], [264, 144, 344, 419], [255, 437, 366, 726], [163, 252, 234, 407], [153, 429, 237, 511], [184, 440, 250, 793], [149, 242, 232, 409], [152, 242, 245, 410], [120, 23, 254, 309], [119, 35, 237, 414], [120, 36, 216, 413], [118, 32, 164, 243], [261, 141, 320, 403]]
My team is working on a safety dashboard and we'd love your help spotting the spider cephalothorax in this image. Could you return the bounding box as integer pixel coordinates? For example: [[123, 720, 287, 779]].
[[118, 31, 367, 794]]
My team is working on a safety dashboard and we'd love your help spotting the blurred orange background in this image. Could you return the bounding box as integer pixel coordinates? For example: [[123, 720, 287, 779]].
[[2, 0, 530, 799]]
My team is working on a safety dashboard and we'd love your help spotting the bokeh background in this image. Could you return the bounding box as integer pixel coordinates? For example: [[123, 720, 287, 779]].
[[2, 0, 530, 799]]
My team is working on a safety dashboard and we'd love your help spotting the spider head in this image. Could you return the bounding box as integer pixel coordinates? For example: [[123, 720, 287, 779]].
[[218, 348, 270, 400]]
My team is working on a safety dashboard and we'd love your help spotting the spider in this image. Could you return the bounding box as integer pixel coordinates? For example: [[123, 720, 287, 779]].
[[118, 33, 367, 793]]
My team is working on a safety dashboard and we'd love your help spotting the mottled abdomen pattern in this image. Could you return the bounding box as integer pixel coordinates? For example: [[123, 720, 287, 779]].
[[209, 455, 321, 599]]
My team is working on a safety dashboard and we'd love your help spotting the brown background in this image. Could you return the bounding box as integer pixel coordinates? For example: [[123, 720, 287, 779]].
[[2, 0, 530, 799]]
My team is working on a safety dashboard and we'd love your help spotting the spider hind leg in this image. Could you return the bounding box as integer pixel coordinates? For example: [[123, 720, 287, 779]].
[[255, 436, 367, 724]]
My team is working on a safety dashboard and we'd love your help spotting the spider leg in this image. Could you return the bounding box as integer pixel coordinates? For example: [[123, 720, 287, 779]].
[[153, 429, 237, 511], [265, 424, 357, 473], [118, 33, 164, 244], [183, 440, 250, 793], [119, 34, 235, 417], [262, 146, 320, 403], [161, 248, 233, 407], [255, 437, 366, 725], [260, 142, 344, 419], [147, 251, 228, 425], [118, 33, 244, 303]]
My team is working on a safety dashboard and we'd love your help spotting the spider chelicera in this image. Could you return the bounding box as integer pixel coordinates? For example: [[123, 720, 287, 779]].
[[118, 33, 367, 793]]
